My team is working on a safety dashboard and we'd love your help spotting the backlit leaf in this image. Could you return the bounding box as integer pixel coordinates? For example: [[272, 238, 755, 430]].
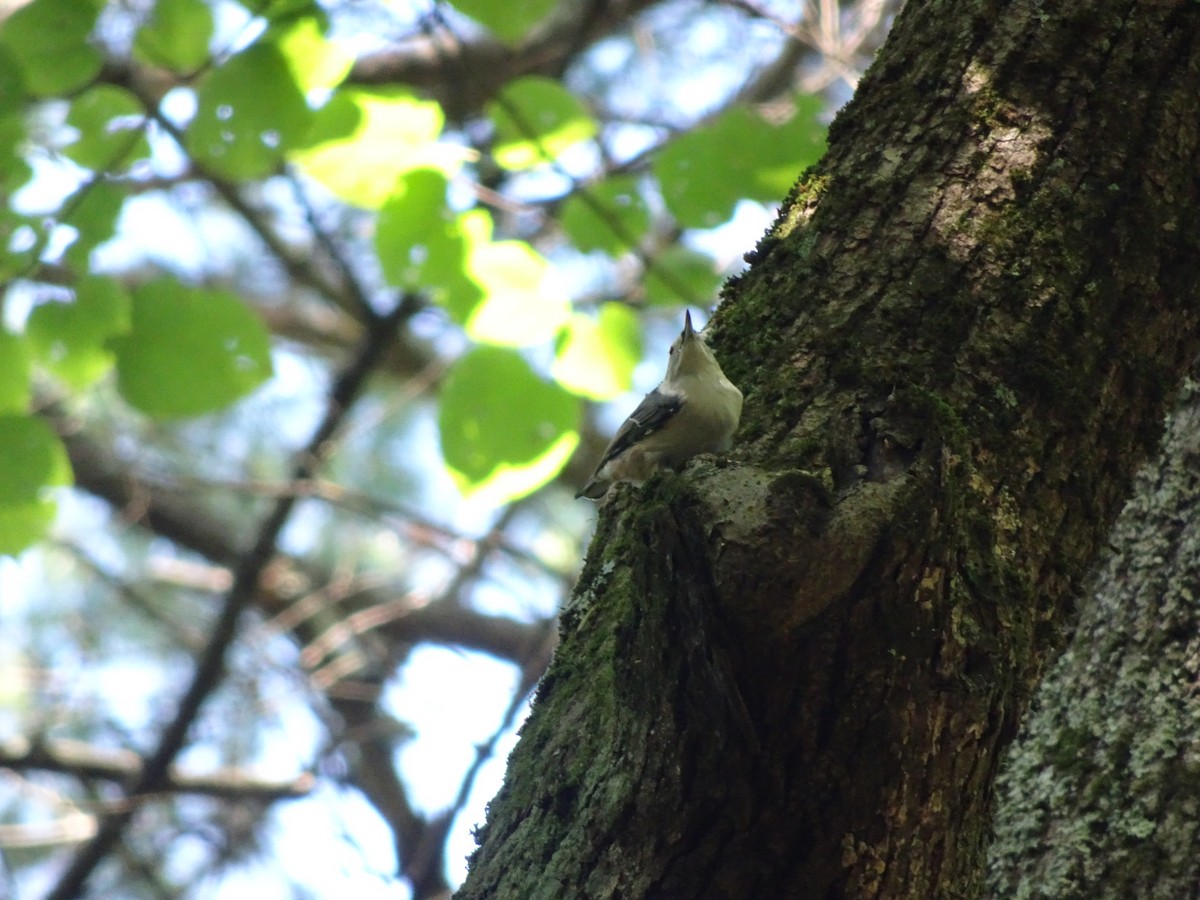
[[439, 346, 579, 505], [489, 77, 596, 171], [292, 88, 451, 209], [274, 16, 353, 92], [551, 304, 642, 401], [465, 240, 570, 347]]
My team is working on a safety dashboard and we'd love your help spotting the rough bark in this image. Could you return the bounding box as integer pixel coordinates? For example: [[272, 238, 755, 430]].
[[460, 1, 1200, 897], [986, 379, 1200, 899]]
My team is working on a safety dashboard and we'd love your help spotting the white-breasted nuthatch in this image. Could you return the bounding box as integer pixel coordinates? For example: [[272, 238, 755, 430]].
[[576, 310, 743, 499]]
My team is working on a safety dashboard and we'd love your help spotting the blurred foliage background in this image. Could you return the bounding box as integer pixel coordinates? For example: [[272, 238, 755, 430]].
[[0, 0, 898, 896]]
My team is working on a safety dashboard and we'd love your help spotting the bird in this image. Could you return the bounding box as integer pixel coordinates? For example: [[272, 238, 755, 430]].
[[576, 310, 743, 499]]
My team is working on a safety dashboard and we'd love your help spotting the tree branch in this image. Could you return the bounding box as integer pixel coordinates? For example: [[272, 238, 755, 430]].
[[46, 297, 416, 900], [46, 413, 553, 665], [0, 737, 313, 803]]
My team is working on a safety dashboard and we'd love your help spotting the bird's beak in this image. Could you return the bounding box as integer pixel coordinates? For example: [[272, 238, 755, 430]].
[[683, 310, 695, 340]]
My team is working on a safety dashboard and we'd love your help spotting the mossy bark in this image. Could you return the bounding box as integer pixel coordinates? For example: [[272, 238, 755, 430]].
[[460, 1, 1200, 897], [987, 381, 1200, 899]]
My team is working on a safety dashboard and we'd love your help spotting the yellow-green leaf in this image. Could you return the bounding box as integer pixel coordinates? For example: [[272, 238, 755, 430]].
[[464, 240, 570, 347], [292, 88, 453, 209], [274, 16, 354, 93], [551, 304, 642, 400]]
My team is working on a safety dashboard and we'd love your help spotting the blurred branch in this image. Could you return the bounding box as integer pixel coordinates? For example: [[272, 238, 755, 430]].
[[97, 0, 666, 125], [0, 737, 314, 803], [46, 297, 417, 900], [723, 0, 900, 94], [331, 503, 555, 900], [350, 0, 665, 121], [24, 264, 441, 382], [52, 539, 209, 652], [47, 415, 556, 664], [0, 812, 96, 850], [53, 417, 247, 565], [156, 477, 516, 569], [285, 172, 379, 323], [142, 104, 366, 320]]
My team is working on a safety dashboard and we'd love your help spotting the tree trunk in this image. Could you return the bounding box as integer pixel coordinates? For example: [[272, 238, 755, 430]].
[[459, 1, 1200, 897], [987, 379, 1200, 899]]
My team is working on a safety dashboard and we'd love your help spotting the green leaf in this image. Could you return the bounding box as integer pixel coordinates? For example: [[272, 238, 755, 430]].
[[242, 0, 319, 18], [375, 168, 489, 317], [274, 15, 353, 92], [654, 95, 827, 229], [133, 0, 213, 72], [376, 168, 452, 283], [390, 207, 488, 322], [439, 346, 579, 505], [551, 304, 642, 401], [465, 239, 570, 347], [0, 414, 72, 557], [745, 95, 827, 197], [0, 106, 32, 194], [64, 86, 149, 172], [291, 88, 452, 209], [187, 43, 312, 180], [62, 180, 127, 272], [379, 187, 573, 340], [489, 77, 596, 171], [0, 45, 26, 112], [0, 0, 102, 97], [0, 213, 40, 281], [446, 0, 558, 44], [0, 415, 72, 503], [642, 246, 723, 307], [560, 175, 650, 255], [110, 278, 273, 419], [0, 328, 30, 413], [27, 276, 131, 390]]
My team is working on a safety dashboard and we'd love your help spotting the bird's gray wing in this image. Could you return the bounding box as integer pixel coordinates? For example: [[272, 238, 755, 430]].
[[596, 388, 683, 468]]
